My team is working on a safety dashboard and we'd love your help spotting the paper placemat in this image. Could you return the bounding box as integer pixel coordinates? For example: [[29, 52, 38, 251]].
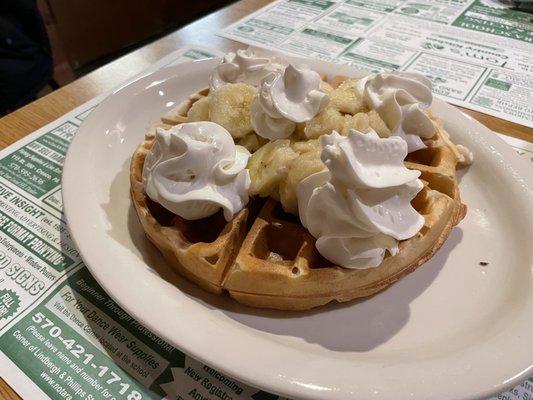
[[0, 44, 531, 400], [218, 0, 533, 129]]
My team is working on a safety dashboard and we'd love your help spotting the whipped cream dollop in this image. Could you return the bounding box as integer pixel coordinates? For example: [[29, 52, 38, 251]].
[[209, 49, 285, 91], [297, 129, 424, 269], [143, 122, 251, 221], [251, 64, 329, 140], [358, 72, 436, 153]]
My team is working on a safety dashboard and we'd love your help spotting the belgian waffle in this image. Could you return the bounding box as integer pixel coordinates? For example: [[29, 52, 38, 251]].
[[130, 77, 466, 310]]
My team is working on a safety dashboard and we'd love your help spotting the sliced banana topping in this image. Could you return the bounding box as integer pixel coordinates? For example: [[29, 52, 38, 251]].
[[280, 144, 325, 215], [304, 107, 345, 139], [186, 96, 210, 122], [209, 83, 257, 139], [247, 140, 298, 197], [330, 78, 367, 114]]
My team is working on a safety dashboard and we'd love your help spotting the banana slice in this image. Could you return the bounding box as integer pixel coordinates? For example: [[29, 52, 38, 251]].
[[291, 138, 320, 154], [209, 83, 257, 138], [235, 133, 268, 153], [248, 140, 298, 197], [368, 109, 392, 138], [280, 148, 325, 215], [330, 79, 366, 114], [304, 107, 345, 139], [186, 96, 210, 122], [321, 81, 334, 94], [342, 112, 370, 135]]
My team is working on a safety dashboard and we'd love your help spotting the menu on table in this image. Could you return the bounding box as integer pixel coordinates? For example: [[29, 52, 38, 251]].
[[0, 44, 531, 400]]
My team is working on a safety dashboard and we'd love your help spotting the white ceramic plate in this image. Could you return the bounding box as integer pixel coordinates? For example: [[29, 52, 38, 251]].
[[63, 57, 533, 400]]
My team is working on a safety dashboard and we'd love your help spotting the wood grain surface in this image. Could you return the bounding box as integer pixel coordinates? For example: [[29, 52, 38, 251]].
[[0, 0, 531, 398]]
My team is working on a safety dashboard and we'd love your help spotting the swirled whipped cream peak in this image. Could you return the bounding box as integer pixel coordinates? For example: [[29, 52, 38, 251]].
[[297, 129, 425, 269], [358, 72, 436, 153], [209, 49, 285, 91], [321, 127, 420, 189], [143, 122, 251, 221], [251, 64, 330, 140]]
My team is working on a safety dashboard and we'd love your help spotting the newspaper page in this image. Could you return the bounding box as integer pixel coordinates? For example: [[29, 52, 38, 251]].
[[219, 0, 533, 129], [0, 44, 531, 400]]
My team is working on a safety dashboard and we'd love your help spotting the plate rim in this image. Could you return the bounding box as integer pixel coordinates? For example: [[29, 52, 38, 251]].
[[62, 58, 533, 400]]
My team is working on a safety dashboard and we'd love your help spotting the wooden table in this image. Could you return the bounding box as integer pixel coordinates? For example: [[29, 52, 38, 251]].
[[0, 0, 531, 398]]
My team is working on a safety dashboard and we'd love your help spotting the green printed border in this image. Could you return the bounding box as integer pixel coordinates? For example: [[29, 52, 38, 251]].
[[339, 38, 419, 72], [313, 6, 385, 34], [67, 270, 179, 359], [287, 0, 335, 10], [183, 49, 217, 60], [9, 143, 61, 166], [0, 263, 84, 332], [49, 120, 79, 137], [0, 180, 59, 219], [0, 208, 74, 271], [1, 298, 160, 399], [451, 0, 533, 44], [402, 52, 488, 101], [0, 147, 62, 198], [394, 7, 449, 25], [0, 121, 77, 199], [245, 18, 294, 35], [0, 181, 75, 272], [345, 0, 399, 13]]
